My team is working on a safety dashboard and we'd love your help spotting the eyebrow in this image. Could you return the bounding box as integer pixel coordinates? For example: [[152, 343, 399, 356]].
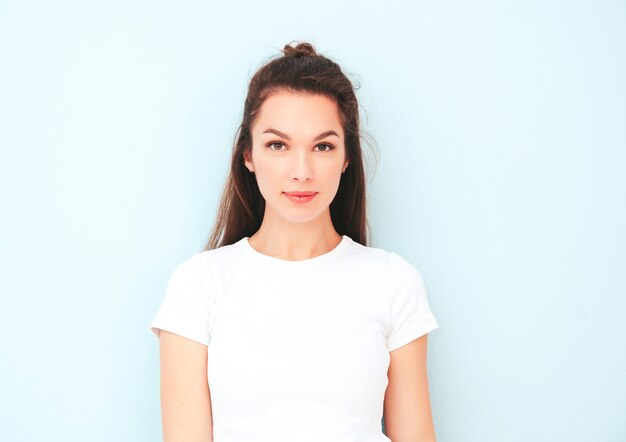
[[261, 128, 340, 141]]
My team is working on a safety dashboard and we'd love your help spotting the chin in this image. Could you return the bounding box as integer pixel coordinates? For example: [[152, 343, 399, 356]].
[[279, 209, 326, 224], [264, 200, 330, 224]]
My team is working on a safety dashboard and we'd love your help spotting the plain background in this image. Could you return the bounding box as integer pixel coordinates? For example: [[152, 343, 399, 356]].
[[1, 1, 625, 441]]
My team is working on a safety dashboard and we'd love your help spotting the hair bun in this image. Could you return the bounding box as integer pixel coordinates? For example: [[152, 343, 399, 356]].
[[283, 42, 317, 58]]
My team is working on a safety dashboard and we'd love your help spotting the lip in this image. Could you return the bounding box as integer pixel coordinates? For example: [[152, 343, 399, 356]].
[[283, 191, 318, 204], [284, 191, 317, 196]]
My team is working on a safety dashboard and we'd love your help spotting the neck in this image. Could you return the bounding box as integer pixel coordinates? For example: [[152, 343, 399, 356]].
[[248, 208, 342, 261]]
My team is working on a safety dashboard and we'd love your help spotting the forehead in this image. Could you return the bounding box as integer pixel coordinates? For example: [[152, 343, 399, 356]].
[[253, 91, 343, 135]]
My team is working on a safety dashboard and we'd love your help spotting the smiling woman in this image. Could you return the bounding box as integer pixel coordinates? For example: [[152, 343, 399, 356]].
[[149, 41, 439, 442], [243, 92, 348, 226], [204, 41, 368, 249]]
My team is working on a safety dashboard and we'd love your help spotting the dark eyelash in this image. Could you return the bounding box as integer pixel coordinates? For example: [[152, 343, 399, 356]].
[[266, 142, 285, 151], [315, 143, 335, 152], [265, 142, 335, 151]]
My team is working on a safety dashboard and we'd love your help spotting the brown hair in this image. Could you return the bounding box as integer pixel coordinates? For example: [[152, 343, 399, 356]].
[[203, 41, 375, 250]]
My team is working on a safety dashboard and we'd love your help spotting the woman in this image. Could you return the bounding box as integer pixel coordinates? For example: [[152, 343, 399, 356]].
[[150, 41, 439, 442]]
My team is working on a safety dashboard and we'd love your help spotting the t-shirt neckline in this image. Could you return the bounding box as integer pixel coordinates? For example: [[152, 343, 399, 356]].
[[239, 235, 352, 266]]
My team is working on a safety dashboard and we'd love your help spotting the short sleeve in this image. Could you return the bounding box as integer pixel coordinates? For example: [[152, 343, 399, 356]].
[[149, 253, 213, 346], [385, 252, 439, 352]]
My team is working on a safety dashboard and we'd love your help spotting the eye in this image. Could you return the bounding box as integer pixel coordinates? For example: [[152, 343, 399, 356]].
[[314, 143, 335, 152], [267, 142, 286, 151]]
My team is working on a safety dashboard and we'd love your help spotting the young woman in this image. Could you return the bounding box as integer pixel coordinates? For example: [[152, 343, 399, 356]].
[[150, 41, 439, 442]]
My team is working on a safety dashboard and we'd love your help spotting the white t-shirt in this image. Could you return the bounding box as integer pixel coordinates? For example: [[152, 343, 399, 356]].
[[149, 234, 439, 442]]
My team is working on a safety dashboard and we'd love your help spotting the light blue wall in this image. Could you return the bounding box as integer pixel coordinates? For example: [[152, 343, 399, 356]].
[[1, 1, 624, 441]]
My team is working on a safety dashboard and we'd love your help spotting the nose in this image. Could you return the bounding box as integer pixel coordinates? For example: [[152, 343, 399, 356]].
[[288, 150, 313, 182]]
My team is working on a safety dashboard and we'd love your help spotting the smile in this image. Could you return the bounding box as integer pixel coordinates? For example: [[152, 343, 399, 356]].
[[283, 192, 318, 204]]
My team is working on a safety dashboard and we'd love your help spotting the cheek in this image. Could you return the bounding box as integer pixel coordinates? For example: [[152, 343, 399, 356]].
[[251, 158, 284, 195], [319, 163, 343, 187]]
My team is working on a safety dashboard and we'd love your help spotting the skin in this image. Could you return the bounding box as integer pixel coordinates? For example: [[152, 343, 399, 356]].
[[384, 335, 437, 441], [243, 91, 349, 259], [159, 90, 436, 441], [159, 330, 213, 442]]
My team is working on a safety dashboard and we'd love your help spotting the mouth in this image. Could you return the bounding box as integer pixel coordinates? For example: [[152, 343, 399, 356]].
[[283, 191, 318, 204]]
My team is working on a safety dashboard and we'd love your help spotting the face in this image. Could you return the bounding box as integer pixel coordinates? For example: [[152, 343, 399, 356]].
[[244, 91, 349, 224]]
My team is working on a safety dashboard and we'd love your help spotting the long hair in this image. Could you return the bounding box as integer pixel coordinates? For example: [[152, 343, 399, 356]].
[[204, 41, 374, 250]]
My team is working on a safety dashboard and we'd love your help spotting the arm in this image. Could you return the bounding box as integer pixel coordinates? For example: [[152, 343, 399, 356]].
[[383, 334, 436, 442], [159, 329, 213, 442]]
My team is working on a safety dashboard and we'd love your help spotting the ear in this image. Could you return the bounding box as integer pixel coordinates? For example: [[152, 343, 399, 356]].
[[342, 161, 349, 173], [243, 150, 254, 173]]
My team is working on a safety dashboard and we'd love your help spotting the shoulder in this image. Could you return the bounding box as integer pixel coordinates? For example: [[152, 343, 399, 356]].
[[344, 239, 392, 268], [169, 240, 246, 288], [197, 239, 246, 269], [358, 244, 426, 299], [386, 251, 424, 283], [343, 240, 426, 295], [347, 240, 421, 279]]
